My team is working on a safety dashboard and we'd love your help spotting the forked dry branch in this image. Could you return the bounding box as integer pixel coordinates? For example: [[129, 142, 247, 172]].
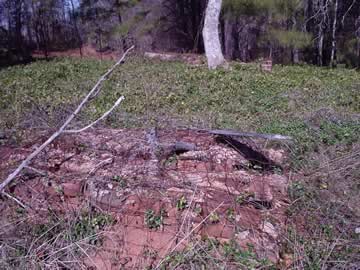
[[0, 45, 135, 200]]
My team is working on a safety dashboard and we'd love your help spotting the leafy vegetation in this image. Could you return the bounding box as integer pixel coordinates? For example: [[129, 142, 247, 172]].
[[160, 238, 274, 269], [0, 56, 359, 268], [111, 175, 128, 188], [144, 209, 167, 230], [176, 196, 188, 211], [1, 57, 358, 162]]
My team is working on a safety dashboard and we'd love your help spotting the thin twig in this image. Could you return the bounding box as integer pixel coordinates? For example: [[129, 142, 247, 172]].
[[25, 166, 47, 176], [64, 96, 125, 133], [88, 157, 114, 176], [74, 242, 99, 269], [0, 46, 134, 193], [341, 0, 357, 26], [1, 191, 28, 209]]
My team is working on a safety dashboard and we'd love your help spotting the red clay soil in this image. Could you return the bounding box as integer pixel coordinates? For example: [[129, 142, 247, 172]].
[[0, 128, 291, 269]]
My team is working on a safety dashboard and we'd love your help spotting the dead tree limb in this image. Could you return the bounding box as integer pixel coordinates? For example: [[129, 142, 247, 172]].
[[64, 96, 125, 133], [0, 46, 135, 193], [191, 128, 293, 141], [25, 166, 47, 176]]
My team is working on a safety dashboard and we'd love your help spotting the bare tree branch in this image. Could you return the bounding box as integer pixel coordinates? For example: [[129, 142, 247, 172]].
[[341, 0, 357, 26], [64, 96, 125, 133], [0, 45, 135, 193]]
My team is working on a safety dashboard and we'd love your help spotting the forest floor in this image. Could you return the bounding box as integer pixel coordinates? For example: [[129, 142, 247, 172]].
[[32, 46, 120, 61], [0, 56, 359, 269]]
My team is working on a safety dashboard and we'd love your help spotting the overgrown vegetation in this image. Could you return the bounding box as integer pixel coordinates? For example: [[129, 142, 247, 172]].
[[144, 209, 167, 230], [160, 238, 275, 269], [0, 208, 114, 269], [1, 57, 358, 163], [0, 56, 359, 268]]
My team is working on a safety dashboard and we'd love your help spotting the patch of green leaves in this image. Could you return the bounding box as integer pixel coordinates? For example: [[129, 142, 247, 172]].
[[176, 196, 188, 211], [144, 209, 166, 230], [223, 240, 273, 268], [70, 211, 114, 244], [111, 175, 128, 188], [209, 212, 220, 224], [226, 208, 235, 221]]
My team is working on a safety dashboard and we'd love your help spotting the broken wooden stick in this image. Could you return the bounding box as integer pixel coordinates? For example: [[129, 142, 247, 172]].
[[64, 96, 125, 133], [190, 128, 293, 141], [0, 45, 134, 193], [1, 191, 28, 209], [25, 166, 47, 176]]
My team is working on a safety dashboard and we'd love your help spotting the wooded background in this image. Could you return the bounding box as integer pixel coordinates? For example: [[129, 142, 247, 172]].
[[1, 0, 359, 67]]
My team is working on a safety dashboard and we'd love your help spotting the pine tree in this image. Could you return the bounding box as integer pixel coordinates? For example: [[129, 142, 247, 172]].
[[223, 0, 312, 63]]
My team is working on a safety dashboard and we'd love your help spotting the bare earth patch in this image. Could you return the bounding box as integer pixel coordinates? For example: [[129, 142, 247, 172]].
[[0, 129, 291, 269]]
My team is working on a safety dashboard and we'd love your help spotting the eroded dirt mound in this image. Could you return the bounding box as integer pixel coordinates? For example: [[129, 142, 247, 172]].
[[0, 129, 290, 269]]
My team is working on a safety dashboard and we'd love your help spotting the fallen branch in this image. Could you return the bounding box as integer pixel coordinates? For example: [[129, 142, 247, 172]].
[[0, 45, 135, 193], [191, 128, 293, 141], [88, 157, 114, 176], [25, 166, 47, 176], [64, 96, 125, 133], [1, 191, 28, 209]]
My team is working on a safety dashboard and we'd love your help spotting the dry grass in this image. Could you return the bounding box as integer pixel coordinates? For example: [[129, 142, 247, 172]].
[[0, 203, 114, 269]]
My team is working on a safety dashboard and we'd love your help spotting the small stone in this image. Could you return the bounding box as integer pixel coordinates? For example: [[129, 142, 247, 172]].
[[107, 183, 114, 189], [262, 221, 278, 239], [236, 230, 250, 240], [355, 227, 360, 234], [99, 189, 110, 197]]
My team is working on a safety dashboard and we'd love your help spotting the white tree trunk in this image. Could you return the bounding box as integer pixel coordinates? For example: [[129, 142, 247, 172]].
[[318, 30, 324, 66], [202, 0, 226, 69], [330, 0, 338, 67]]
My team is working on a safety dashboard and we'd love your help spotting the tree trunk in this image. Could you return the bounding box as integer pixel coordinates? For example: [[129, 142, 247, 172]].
[[317, 0, 327, 66], [70, 0, 82, 57], [318, 30, 324, 66], [202, 0, 226, 69], [292, 16, 300, 64], [223, 13, 237, 59], [330, 0, 338, 67], [14, 0, 24, 59], [357, 15, 360, 67], [292, 48, 300, 64]]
